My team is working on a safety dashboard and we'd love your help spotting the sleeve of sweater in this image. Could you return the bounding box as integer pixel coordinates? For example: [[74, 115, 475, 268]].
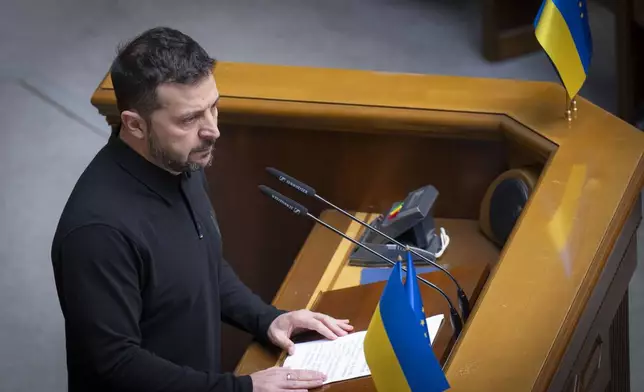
[[55, 224, 253, 392], [196, 169, 286, 342], [217, 255, 286, 344]]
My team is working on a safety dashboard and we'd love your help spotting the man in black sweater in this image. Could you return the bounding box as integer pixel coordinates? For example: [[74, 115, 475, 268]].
[[51, 27, 353, 392]]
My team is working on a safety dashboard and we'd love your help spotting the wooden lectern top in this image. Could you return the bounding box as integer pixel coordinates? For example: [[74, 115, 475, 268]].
[[91, 62, 644, 391]]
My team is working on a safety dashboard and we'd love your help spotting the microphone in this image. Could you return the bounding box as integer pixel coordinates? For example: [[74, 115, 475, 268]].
[[258, 184, 463, 339], [265, 167, 471, 322]]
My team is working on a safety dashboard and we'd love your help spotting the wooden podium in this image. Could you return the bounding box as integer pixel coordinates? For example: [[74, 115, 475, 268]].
[[91, 62, 644, 391]]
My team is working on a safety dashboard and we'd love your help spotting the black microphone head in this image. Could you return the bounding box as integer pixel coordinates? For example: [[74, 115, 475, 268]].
[[266, 167, 316, 196], [258, 185, 309, 216]]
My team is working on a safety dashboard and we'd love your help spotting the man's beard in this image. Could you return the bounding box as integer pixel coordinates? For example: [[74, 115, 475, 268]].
[[147, 129, 214, 173]]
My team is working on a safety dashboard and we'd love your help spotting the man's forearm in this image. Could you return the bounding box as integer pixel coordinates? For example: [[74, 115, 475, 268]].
[[218, 258, 286, 342]]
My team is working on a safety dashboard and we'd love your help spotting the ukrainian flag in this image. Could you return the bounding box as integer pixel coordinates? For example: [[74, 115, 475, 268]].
[[363, 251, 450, 392], [534, 0, 593, 99]]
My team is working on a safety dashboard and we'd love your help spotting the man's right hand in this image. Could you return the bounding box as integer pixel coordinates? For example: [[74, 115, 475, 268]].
[[250, 367, 326, 392]]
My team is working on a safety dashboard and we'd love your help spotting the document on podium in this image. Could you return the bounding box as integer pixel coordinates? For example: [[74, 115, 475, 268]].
[[282, 314, 444, 384]]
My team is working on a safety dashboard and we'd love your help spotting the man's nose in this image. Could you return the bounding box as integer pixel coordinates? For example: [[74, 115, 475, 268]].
[[199, 126, 220, 141], [199, 112, 220, 140]]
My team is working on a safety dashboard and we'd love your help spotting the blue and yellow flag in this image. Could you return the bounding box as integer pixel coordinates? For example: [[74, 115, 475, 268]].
[[404, 250, 430, 343], [363, 253, 449, 392], [534, 0, 593, 98]]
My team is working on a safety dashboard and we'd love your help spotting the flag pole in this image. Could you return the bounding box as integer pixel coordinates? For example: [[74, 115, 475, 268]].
[[572, 95, 578, 119], [566, 92, 573, 121]]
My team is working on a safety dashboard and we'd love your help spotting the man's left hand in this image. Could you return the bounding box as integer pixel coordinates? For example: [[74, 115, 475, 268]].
[[267, 310, 354, 355]]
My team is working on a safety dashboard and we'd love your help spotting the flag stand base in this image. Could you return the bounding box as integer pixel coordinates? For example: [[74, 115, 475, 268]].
[[566, 96, 578, 122]]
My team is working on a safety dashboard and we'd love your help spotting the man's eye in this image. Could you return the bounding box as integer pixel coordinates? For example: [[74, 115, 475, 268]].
[[183, 116, 197, 124]]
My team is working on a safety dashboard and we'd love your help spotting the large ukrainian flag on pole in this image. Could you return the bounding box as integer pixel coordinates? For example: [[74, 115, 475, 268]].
[[363, 251, 450, 392], [534, 0, 593, 99]]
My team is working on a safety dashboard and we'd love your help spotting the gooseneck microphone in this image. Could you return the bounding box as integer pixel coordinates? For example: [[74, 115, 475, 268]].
[[265, 167, 471, 322], [258, 184, 463, 339]]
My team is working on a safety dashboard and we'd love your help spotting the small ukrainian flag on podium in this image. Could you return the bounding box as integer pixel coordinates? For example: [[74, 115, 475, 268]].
[[534, 0, 593, 105], [363, 251, 450, 392]]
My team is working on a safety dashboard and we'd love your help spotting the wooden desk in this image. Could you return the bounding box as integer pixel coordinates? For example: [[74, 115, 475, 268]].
[[235, 212, 497, 385], [91, 61, 644, 391]]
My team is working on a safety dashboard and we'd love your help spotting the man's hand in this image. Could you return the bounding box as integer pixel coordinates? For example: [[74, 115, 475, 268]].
[[250, 367, 325, 392], [267, 309, 354, 355]]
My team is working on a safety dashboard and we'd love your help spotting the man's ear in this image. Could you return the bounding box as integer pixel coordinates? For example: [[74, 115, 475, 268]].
[[120, 110, 147, 139]]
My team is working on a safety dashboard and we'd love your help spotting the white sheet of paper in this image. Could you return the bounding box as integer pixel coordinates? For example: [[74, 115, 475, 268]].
[[282, 330, 371, 384], [426, 313, 444, 345], [282, 313, 445, 384]]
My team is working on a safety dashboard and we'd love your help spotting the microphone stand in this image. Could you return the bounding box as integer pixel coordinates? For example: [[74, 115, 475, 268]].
[[259, 185, 463, 339], [265, 167, 471, 322]]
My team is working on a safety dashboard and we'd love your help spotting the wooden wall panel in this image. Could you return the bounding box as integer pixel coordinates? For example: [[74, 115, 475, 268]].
[[206, 124, 510, 371]]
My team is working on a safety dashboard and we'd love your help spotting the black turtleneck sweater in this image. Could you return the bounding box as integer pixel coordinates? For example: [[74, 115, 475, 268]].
[[51, 136, 284, 392]]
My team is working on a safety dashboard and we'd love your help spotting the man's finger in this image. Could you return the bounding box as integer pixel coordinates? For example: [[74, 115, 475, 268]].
[[286, 340, 295, 355], [273, 331, 296, 355], [283, 337, 296, 355], [306, 318, 337, 340], [318, 315, 354, 330], [291, 369, 326, 381], [286, 379, 326, 390], [277, 369, 325, 390], [327, 321, 349, 337], [318, 315, 350, 337]]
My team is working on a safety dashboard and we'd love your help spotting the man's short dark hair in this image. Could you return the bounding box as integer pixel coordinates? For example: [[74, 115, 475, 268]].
[[110, 27, 216, 123]]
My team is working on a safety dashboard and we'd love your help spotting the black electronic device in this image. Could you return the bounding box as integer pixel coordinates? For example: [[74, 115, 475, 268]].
[[349, 185, 442, 267]]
